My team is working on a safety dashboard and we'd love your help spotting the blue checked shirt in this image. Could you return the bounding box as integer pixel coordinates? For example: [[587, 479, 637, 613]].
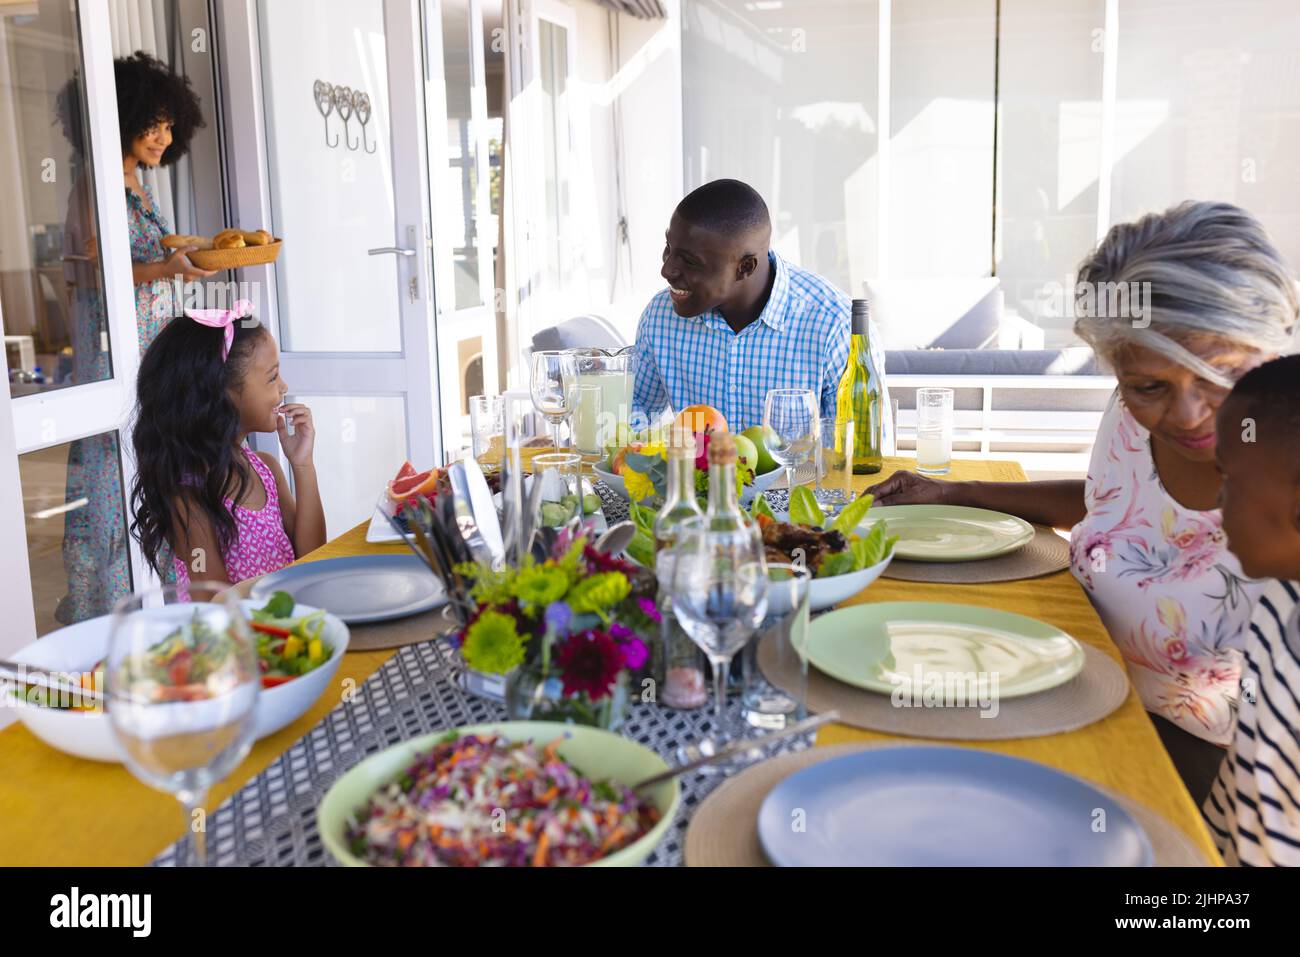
[[632, 251, 892, 440]]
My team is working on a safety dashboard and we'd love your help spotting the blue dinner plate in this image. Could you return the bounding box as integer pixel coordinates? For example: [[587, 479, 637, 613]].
[[250, 554, 446, 624], [757, 747, 1154, 867]]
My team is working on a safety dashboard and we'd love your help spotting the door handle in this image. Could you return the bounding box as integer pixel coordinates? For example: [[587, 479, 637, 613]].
[[367, 246, 415, 257]]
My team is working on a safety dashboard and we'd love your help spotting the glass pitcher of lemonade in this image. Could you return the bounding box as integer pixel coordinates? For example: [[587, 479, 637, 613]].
[[565, 347, 637, 455]]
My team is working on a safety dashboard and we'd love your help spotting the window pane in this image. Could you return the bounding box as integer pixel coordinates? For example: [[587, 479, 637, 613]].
[[889, 0, 996, 279], [22, 434, 132, 636], [257, 0, 402, 352], [997, 0, 1104, 348], [1110, 0, 1300, 271], [288, 394, 408, 538], [682, 0, 881, 291], [441, 0, 483, 311], [539, 19, 571, 294], [1, 2, 113, 397]]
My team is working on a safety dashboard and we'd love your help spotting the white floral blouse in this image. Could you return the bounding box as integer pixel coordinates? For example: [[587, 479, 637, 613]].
[[1069, 394, 1263, 745]]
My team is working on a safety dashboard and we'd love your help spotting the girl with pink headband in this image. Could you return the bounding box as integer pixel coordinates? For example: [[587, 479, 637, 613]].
[[129, 303, 326, 588]]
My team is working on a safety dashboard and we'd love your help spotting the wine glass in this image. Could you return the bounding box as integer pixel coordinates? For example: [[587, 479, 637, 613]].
[[667, 517, 768, 771], [741, 562, 812, 729], [763, 388, 819, 499], [530, 351, 578, 452], [106, 583, 260, 867]]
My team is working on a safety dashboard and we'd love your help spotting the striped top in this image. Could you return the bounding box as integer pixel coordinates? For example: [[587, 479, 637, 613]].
[[1203, 578, 1300, 866], [631, 251, 892, 438]]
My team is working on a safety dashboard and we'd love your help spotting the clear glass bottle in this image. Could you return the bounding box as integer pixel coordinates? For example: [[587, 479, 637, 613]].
[[836, 298, 884, 474], [654, 426, 707, 710], [703, 433, 755, 691], [704, 432, 750, 532]]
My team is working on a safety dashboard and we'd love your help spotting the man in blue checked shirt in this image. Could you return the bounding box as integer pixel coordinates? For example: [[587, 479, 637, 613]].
[[631, 179, 890, 440]]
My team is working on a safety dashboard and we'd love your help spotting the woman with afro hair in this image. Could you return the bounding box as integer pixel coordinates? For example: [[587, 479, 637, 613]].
[[56, 51, 213, 624]]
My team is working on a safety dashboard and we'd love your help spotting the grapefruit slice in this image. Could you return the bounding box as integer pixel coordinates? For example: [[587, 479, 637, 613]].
[[387, 466, 439, 502], [392, 460, 417, 483]]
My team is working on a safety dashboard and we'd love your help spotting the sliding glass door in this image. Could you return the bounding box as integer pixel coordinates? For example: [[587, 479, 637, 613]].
[[0, 1, 207, 651]]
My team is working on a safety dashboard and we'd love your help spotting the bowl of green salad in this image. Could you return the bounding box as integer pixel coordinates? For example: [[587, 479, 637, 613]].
[[1, 592, 348, 762]]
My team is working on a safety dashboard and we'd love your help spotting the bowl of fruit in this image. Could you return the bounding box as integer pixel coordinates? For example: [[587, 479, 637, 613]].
[[594, 405, 789, 507]]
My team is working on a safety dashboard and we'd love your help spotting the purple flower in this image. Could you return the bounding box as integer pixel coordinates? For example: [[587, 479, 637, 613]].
[[544, 600, 573, 635], [637, 596, 662, 623], [620, 637, 649, 671]]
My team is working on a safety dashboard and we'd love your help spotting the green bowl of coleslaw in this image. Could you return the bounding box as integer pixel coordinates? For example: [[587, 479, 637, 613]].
[[318, 721, 680, 867]]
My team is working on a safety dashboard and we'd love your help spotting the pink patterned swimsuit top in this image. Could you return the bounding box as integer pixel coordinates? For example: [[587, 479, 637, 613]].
[[173, 447, 297, 586]]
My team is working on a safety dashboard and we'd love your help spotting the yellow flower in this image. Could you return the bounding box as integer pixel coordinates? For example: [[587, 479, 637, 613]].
[[623, 467, 657, 502], [461, 610, 526, 674], [640, 442, 666, 460]]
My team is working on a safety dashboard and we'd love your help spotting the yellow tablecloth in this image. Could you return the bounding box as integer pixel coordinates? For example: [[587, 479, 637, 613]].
[[0, 457, 1222, 865]]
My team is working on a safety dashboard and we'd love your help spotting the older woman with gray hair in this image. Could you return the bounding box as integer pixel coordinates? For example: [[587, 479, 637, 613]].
[[869, 201, 1299, 802]]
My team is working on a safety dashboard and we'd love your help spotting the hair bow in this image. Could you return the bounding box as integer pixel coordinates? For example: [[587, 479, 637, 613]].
[[185, 299, 254, 361]]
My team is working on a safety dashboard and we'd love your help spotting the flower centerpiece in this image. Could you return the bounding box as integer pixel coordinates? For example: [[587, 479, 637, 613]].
[[451, 525, 660, 729]]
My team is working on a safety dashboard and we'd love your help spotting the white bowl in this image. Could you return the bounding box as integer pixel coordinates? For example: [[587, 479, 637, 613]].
[[1, 600, 349, 763], [806, 551, 894, 611]]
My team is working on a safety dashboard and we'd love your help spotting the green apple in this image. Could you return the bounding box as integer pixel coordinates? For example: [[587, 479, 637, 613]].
[[741, 425, 779, 474], [732, 433, 759, 475], [605, 422, 637, 457]]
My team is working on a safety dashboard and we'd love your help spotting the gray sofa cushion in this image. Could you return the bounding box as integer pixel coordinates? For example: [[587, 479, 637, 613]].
[[883, 347, 1103, 376], [530, 315, 626, 353]]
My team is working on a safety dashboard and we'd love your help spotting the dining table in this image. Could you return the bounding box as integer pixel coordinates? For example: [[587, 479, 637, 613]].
[[0, 456, 1223, 866]]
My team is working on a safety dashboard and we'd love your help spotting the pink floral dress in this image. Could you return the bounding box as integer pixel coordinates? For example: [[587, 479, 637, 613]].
[[173, 448, 298, 586], [1070, 394, 1264, 745]]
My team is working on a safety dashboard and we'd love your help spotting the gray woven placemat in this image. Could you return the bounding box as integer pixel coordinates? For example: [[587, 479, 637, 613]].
[[757, 631, 1131, 740], [150, 636, 817, 867], [685, 742, 1212, 867]]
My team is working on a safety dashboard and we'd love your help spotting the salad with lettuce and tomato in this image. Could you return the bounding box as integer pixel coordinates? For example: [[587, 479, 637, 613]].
[[248, 591, 332, 689]]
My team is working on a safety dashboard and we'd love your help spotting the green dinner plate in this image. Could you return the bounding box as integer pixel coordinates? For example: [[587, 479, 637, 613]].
[[806, 601, 1086, 699], [859, 504, 1035, 562]]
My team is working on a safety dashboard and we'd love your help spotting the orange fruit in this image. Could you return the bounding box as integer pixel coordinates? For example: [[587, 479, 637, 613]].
[[675, 405, 727, 436], [611, 443, 644, 475]]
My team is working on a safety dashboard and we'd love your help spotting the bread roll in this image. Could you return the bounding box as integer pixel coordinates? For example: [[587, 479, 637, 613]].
[[241, 229, 273, 247], [161, 234, 210, 250], [212, 229, 246, 250]]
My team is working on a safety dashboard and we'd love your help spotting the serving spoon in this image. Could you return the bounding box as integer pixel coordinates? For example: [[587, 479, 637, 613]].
[[0, 660, 104, 704]]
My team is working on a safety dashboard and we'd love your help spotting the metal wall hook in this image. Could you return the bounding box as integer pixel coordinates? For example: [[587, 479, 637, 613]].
[[313, 79, 337, 148], [353, 90, 377, 154], [334, 85, 358, 151]]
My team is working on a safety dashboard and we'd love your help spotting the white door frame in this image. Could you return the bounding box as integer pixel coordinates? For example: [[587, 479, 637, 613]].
[[215, 0, 444, 467], [423, 0, 501, 448], [3, 0, 155, 653]]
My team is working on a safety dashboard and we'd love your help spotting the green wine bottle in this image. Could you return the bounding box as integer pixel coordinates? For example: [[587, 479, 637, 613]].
[[836, 298, 884, 474]]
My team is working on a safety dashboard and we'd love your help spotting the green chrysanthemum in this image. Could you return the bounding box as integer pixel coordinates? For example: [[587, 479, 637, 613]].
[[461, 610, 526, 674], [512, 563, 570, 608], [567, 571, 631, 616]]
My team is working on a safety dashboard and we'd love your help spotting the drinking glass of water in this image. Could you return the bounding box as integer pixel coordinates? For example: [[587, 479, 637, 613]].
[[107, 583, 260, 867], [916, 387, 954, 475], [741, 562, 811, 729], [469, 394, 506, 466], [814, 416, 855, 516]]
